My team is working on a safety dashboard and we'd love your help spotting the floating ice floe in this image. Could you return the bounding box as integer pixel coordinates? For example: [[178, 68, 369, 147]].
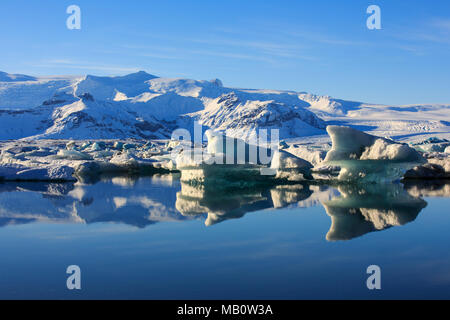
[[0, 139, 176, 181], [0, 124, 447, 183], [56, 149, 93, 160], [270, 149, 313, 181], [176, 130, 313, 187], [74, 151, 167, 177], [404, 151, 450, 179], [322, 126, 426, 183], [0, 163, 76, 181]]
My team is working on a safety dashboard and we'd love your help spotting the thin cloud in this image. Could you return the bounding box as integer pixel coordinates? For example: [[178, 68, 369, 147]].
[[431, 18, 450, 33], [391, 18, 450, 45], [188, 37, 310, 58], [34, 59, 141, 74]]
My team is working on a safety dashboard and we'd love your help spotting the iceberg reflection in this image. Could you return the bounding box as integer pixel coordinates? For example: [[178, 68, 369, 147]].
[[403, 180, 450, 198], [176, 182, 343, 226], [0, 175, 438, 240], [323, 184, 427, 241]]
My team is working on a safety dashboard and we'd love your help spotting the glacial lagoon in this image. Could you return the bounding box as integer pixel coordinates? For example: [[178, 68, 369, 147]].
[[0, 175, 449, 299]]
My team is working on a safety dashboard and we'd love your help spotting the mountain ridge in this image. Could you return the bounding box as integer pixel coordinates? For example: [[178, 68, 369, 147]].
[[0, 71, 448, 141]]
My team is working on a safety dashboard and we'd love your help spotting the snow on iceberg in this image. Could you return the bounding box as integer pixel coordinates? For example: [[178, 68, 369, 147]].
[[323, 126, 426, 183]]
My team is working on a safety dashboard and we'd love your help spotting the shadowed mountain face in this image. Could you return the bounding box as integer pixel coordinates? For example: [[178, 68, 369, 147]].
[[0, 176, 438, 240]]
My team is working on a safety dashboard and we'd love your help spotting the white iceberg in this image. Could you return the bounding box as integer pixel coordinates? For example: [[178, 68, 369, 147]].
[[323, 126, 426, 183], [56, 149, 93, 160], [176, 131, 313, 186]]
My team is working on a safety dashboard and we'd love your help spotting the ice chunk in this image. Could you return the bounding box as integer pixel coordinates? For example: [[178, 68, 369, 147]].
[[205, 130, 273, 166], [0, 163, 76, 181], [91, 150, 115, 159], [89, 142, 106, 151], [151, 155, 177, 171], [113, 141, 124, 150], [177, 163, 270, 189], [74, 161, 104, 177], [110, 153, 139, 166], [56, 149, 92, 160], [177, 131, 313, 184], [66, 141, 76, 150], [404, 163, 448, 179], [270, 150, 313, 180], [325, 126, 423, 162], [323, 126, 425, 183]]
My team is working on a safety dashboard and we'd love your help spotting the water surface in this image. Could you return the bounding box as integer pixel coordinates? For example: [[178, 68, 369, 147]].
[[0, 175, 449, 299]]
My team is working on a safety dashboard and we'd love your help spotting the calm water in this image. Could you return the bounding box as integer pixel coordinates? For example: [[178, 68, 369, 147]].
[[0, 175, 449, 299]]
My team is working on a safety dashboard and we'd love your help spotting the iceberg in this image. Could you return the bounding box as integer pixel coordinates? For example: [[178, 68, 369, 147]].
[[56, 149, 93, 160], [323, 126, 426, 183], [270, 150, 314, 181], [176, 130, 314, 187]]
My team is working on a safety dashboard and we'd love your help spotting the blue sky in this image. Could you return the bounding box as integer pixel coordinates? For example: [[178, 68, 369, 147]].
[[0, 0, 449, 105]]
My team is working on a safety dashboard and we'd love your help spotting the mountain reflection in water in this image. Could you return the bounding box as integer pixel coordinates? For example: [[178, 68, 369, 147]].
[[0, 175, 448, 241]]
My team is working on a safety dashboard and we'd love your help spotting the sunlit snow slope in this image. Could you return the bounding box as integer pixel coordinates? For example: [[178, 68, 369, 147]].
[[0, 71, 448, 141]]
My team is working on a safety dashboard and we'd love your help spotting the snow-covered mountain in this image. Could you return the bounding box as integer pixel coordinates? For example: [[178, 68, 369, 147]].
[[0, 71, 37, 82], [0, 70, 448, 141]]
